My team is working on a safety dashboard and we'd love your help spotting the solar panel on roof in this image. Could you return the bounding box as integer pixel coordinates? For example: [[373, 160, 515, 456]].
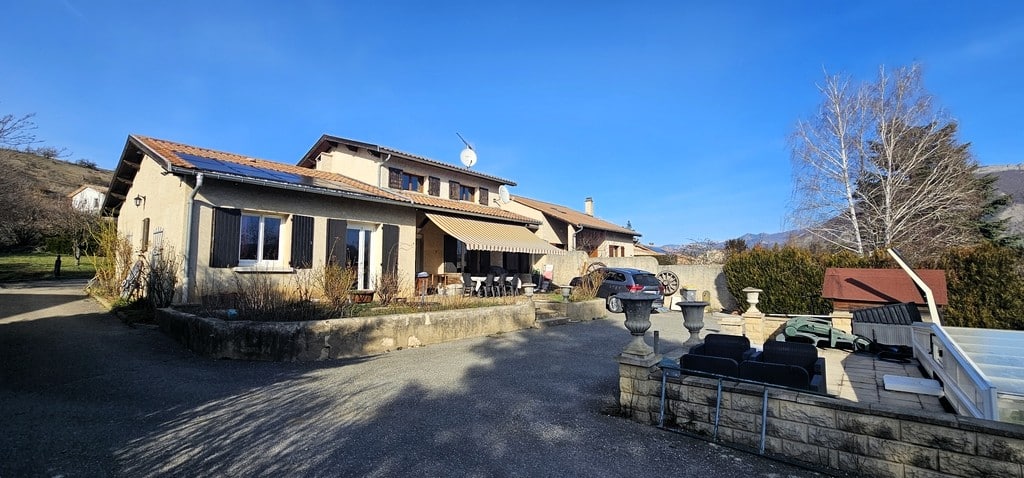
[[176, 152, 366, 195]]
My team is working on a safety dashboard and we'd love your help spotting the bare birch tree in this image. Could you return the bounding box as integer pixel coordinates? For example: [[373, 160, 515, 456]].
[[790, 71, 869, 255], [790, 64, 984, 261]]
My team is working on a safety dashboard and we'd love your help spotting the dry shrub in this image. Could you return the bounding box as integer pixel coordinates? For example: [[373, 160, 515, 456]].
[[89, 220, 135, 299], [147, 245, 181, 308], [374, 268, 406, 306], [315, 263, 358, 307], [570, 263, 601, 302]]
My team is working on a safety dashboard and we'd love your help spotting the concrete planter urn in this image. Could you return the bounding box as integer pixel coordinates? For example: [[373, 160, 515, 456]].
[[677, 300, 710, 347], [618, 292, 658, 358], [742, 287, 763, 314], [522, 283, 536, 297]]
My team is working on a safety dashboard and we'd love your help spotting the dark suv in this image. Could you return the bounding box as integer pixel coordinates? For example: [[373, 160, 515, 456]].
[[570, 267, 664, 313]]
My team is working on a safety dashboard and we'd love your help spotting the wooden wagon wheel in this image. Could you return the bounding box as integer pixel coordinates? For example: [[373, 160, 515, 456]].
[[586, 261, 606, 274], [657, 270, 680, 295]]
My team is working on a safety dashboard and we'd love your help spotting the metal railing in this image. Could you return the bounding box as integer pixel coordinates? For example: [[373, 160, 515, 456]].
[[911, 322, 999, 420]]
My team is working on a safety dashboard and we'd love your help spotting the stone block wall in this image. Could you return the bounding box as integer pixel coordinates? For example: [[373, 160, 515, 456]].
[[157, 301, 536, 361], [624, 372, 1024, 477]]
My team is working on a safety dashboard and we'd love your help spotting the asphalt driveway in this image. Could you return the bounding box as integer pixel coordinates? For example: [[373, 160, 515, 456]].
[[0, 280, 822, 477]]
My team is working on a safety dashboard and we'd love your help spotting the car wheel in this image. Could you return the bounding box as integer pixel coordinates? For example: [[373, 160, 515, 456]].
[[607, 296, 623, 313]]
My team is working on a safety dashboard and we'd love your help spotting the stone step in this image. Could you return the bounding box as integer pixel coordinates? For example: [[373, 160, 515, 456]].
[[536, 317, 569, 328]]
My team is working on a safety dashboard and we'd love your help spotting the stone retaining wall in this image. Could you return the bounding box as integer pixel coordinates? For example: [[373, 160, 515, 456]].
[[620, 367, 1024, 477], [156, 301, 536, 361]]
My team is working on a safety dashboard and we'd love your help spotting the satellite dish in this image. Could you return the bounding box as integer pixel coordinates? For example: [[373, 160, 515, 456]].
[[498, 185, 511, 204], [457, 132, 477, 168], [460, 147, 477, 168]]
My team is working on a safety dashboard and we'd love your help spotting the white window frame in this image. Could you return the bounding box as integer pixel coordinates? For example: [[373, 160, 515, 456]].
[[347, 223, 375, 290], [238, 213, 283, 267]]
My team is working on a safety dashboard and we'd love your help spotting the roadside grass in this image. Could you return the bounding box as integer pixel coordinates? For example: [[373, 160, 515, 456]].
[[0, 252, 97, 282]]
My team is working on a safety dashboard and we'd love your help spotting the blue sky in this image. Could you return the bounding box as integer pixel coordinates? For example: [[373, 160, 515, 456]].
[[2, 1, 1022, 246]]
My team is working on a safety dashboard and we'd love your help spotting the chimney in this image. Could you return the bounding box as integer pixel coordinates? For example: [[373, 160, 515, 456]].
[[584, 197, 593, 216]]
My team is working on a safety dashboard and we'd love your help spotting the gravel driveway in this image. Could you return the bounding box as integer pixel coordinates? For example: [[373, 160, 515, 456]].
[[0, 280, 823, 477]]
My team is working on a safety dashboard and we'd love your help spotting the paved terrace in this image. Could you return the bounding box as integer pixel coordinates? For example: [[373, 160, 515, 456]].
[[654, 312, 948, 414]]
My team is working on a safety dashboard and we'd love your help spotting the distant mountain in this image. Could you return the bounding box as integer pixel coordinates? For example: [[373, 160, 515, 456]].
[[657, 165, 1024, 253], [979, 164, 1024, 237]]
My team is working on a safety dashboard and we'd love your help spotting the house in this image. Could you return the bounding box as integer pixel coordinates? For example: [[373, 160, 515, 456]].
[[102, 134, 564, 304], [67, 184, 107, 214], [634, 243, 668, 257], [502, 196, 639, 257], [821, 267, 948, 314]]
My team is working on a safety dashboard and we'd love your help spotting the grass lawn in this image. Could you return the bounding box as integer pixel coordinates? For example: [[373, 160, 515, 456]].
[[0, 252, 97, 282]]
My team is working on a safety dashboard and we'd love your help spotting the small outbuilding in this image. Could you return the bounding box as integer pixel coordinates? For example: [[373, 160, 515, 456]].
[[822, 267, 948, 318]]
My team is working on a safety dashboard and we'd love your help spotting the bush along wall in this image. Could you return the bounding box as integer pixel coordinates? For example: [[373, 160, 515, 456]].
[[723, 246, 884, 315], [724, 243, 1024, 331], [941, 243, 1024, 330]]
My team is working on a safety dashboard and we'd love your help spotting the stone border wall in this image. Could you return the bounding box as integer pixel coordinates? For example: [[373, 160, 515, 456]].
[[620, 367, 1024, 478], [156, 301, 536, 361]]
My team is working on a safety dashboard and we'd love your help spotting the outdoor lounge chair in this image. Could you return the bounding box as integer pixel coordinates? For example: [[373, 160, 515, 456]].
[[689, 334, 758, 363], [739, 361, 816, 391], [680, 352, 739, 378], [758, 340, 827, 393]]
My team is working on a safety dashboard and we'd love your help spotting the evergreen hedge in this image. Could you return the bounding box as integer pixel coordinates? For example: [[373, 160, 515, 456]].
[[941, 243, 1024, 330], [723, 243, 1024, 331]]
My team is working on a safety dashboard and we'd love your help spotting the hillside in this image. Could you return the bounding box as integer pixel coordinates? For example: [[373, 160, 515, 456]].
[[0, 149, 113, 197]]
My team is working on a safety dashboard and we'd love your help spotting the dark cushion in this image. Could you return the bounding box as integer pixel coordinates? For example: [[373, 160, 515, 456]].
[[691, 334, 756, 363], [739, 361, 810, 390], [680, 353, 739, 378], [762, 340, 819, 371]]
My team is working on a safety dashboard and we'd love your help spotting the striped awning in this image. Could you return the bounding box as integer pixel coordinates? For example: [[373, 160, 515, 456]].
[[426, 213, 565, 255]]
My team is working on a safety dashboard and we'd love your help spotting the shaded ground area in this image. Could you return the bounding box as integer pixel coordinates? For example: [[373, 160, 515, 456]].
[[0, 280, 822, 477]]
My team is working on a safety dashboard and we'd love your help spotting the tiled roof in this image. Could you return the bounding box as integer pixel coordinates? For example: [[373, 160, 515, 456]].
[[133, 135, 408, 202], [512, 196, 638, 236], [299, 134, 516, 186], [404, 191, 538, 224], [822, 268, 948, 305], [122, 135, 535, 224]]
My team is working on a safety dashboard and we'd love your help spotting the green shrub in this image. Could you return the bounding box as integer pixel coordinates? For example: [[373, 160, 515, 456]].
[[723, 246, 883, 315], [941, 243, 1024, 330]]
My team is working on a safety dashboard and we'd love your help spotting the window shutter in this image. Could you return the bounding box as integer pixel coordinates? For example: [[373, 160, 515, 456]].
[[382, 224, 399, 273], [141, 218, 150, 252], [326, 219, 348, 267], [290, 215, 314, 269], [479, 188, 489, 206], [210, 207, 241, 268], [428, 176, 440, 196], [388, 168, 402, 189], [443, 235, 458, 271], [449, 180, 460, 200]]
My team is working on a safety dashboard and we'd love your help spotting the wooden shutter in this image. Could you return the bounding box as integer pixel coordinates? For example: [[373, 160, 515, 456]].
[[449, 180, 460, 200], [382, 224, 399, 273], [443, 234, 458, 271], [290, 215, 314, 269], [388, 168, 402, 189], [210, 207, 241, 268], [479, 188, 489, 206], [326, 219, 347, 267], [428, 176, 440, 196], [141, 218, 150, 252]]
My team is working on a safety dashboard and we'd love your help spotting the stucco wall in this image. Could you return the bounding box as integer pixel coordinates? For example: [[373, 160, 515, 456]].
[[191, 180, 418, 298], [156, 301, 536, 361]]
